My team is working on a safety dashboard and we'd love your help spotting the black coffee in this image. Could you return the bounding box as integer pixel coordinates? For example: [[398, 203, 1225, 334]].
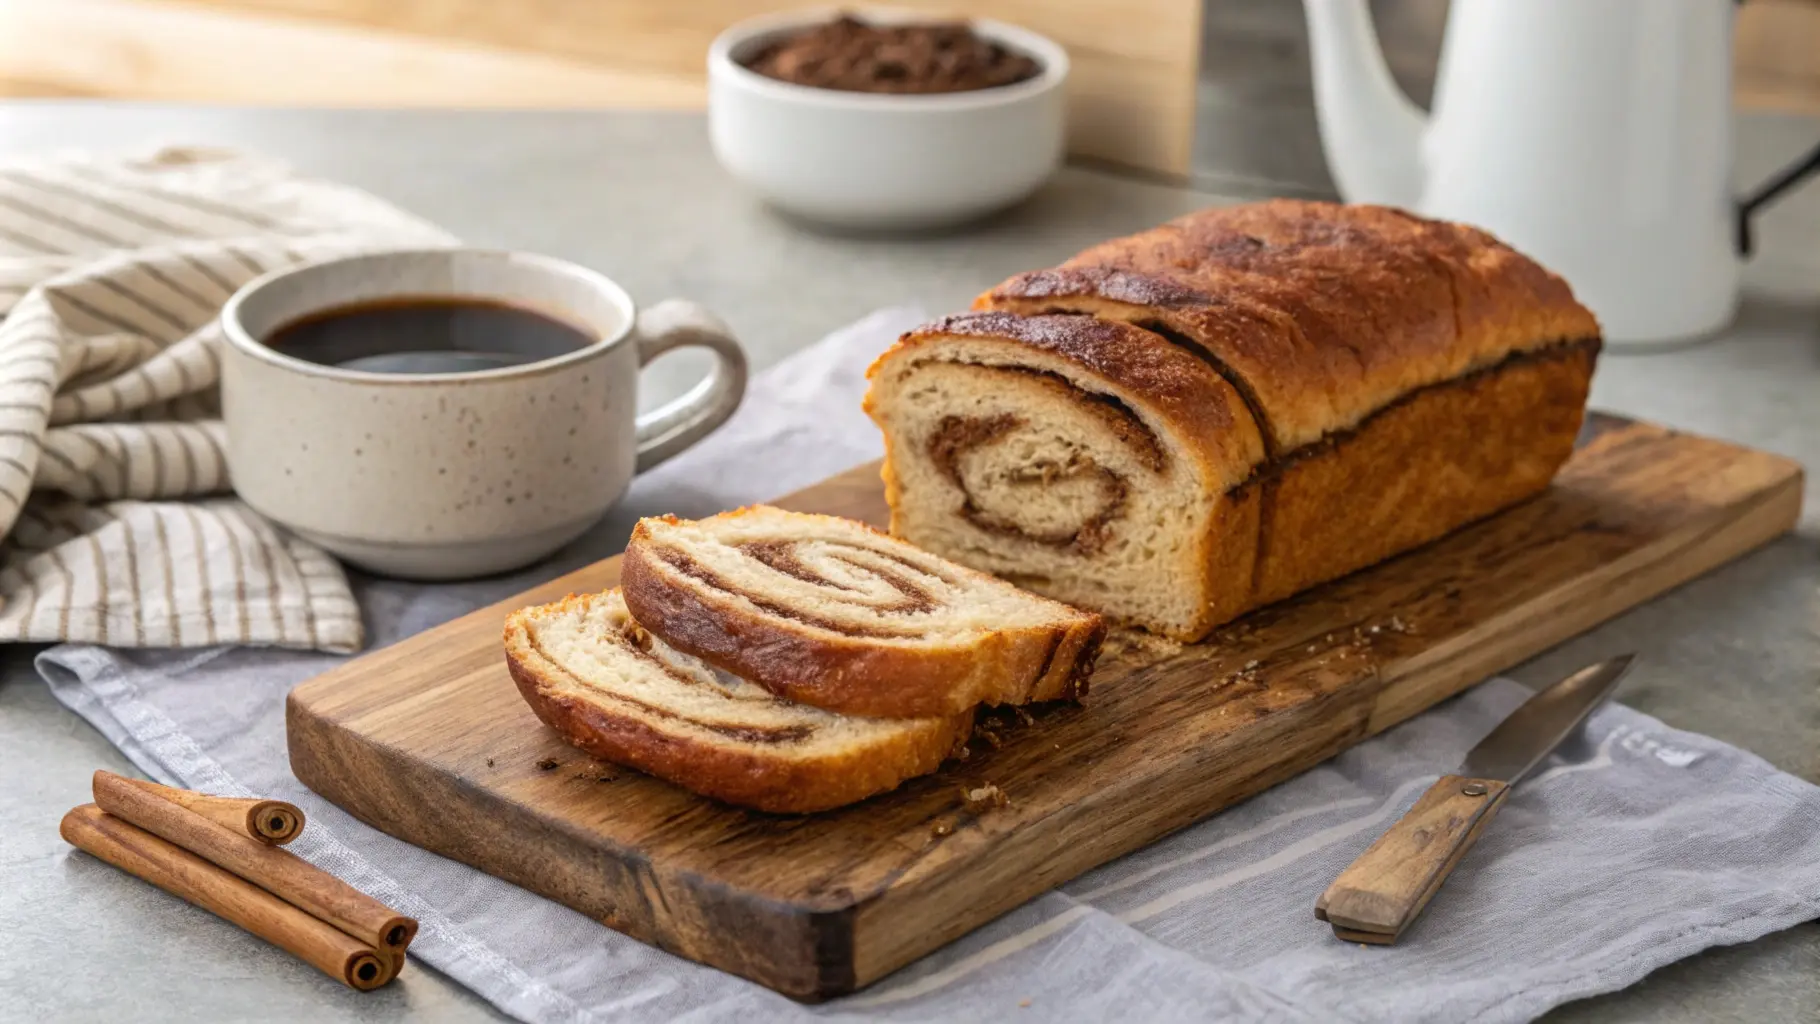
[[265, 297, 596, 374]]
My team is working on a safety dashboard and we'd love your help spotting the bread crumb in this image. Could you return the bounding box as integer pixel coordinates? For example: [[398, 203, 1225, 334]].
[[563, 762, 620, 783], [1222, 656, 1266, 688], [961, 783, 1010, 812], [1018, 998, 1032, 1008], [1100, 626, 1183, 662], [931, 821, 955, 838], [535, 758, 560, 771]]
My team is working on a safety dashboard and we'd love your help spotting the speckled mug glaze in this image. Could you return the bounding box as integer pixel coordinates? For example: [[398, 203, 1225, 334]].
[[219, 249, 747, 580]]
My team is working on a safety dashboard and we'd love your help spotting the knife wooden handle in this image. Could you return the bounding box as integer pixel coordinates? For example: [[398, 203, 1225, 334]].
[[1314, 774, 1510, 944]]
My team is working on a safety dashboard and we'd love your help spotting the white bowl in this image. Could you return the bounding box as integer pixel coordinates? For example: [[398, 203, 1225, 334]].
[[708, 8, 1069, 231]]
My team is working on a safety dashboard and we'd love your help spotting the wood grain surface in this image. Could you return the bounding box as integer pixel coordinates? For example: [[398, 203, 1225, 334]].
[[1315, 774, 1511, 943], [1, 0, 1201, 175], [0, 0, 706, 110], [196, 0, 1205, 175], [287, 415, 1802, 1000]]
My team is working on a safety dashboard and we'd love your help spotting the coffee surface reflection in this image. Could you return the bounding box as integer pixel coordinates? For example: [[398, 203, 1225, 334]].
[[264, 297, 595, 374]]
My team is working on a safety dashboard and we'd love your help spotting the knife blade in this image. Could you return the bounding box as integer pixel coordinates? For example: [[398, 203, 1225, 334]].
[[1460, 654, 1634, 784], [1314, 653, 1636, 944]]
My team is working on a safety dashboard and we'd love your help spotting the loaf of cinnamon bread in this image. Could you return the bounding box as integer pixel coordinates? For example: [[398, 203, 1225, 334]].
[[864, 200, 1600, 640]]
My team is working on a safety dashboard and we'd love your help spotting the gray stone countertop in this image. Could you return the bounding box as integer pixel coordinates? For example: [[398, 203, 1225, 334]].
[[0, 105, 1815, 1024]]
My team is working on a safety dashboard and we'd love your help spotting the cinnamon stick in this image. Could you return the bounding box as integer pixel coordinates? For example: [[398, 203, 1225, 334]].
[[91, 770, 417, 952], [109, 773, 305, 845], [60, 805, 395, 991]]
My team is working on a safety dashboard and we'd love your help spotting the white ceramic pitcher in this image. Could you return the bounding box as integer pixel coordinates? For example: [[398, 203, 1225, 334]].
[[1302, 0, 1820, 346]]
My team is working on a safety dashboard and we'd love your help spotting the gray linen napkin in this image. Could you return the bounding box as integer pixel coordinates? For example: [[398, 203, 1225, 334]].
[[38, 309, 1820, 1024], [0, 147, 455, 653]]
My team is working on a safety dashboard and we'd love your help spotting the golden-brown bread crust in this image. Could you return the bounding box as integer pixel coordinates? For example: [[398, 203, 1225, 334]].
[[1247, 338, 1594, 610], [620, 508, 1107, 719], [503, 593, 973, 814], [979, 199, 1601, 454], [1184, 488, 1263, 640]]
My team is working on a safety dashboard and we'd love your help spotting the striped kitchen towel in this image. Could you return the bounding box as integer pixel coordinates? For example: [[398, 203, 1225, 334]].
[[0, 147, 453, 652]]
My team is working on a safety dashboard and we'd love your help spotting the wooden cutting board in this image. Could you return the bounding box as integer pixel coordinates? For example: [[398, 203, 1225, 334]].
[[287, 414, 1802, 1000]]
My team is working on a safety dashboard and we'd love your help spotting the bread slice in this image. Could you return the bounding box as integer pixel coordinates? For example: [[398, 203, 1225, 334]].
[[619, 505, 1106, 719], [504, 589, 972, 813]]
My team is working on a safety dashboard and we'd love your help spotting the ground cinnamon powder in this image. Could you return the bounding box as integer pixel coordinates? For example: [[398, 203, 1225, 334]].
[[743, 15, 1041, 95]]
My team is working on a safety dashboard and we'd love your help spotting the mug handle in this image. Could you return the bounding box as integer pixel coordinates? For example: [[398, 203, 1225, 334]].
[[632, 299, 749, 474]]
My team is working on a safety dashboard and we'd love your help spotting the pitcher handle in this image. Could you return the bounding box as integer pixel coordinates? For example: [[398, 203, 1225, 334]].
[[632, 299, 749, 474], [1735, 139, 1820, 257]]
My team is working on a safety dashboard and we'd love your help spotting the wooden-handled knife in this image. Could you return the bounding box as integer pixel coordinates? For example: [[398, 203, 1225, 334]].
[[1315, 653, 1636, 944]]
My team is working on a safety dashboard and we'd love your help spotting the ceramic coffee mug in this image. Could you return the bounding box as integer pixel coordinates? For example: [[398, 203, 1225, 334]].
[[219, 248, 748, 580]]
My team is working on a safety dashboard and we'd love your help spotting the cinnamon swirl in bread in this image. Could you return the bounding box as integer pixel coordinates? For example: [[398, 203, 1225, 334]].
[[620, 505, 1106, 718], [865, 199, 1600, 640], [505, 589, 972, 813]]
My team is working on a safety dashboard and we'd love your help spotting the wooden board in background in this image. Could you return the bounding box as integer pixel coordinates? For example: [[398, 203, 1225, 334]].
[[182, 0, 1206, 175], [2, 0, 1203, 176], [0, 0, 707, 111], [287, 416, 1802, 999]]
